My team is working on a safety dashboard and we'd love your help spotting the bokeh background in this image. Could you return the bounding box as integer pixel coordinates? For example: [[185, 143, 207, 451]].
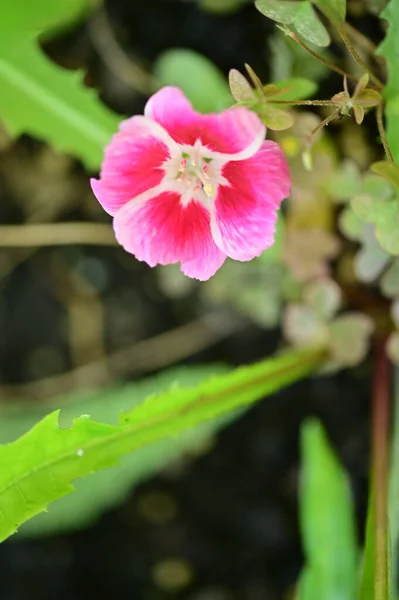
[[0, 0, 379, 598]]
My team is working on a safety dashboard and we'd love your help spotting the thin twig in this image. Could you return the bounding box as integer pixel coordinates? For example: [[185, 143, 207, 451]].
[[343, 22, 377, 55], [271, 99, 340, 106], [0, 223, 117, 247], [87, 8, 155, 95], [376, 103, 394, 162], [311, 108, 341, 136], [338, 27, 384, 89], [287, 30, 359, 83], [0, 312, 246, 401]]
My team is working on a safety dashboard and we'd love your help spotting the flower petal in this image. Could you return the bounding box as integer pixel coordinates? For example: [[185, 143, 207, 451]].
[[91, 116, 170, 216], [145, 86, 264, 154], [114, 190, 226, 280], [211, 141, 291, 261]]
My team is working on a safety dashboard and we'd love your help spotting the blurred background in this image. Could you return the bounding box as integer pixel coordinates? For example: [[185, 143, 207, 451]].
[[0, 0, 378, 598]]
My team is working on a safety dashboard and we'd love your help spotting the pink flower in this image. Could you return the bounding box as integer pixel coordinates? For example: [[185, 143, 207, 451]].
[[91, 87, 291, 281]]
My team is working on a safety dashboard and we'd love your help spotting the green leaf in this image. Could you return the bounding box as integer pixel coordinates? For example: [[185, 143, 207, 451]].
[[298, 420, 358, 600], [270, 77, 318, 100], [255, 0, 330, 47], [0, 347, 324, 542], [0, 366, 232, 537], [380, 259, 399, 298], [228, 69, 255, 102], [372, 162, 399, 193], [311, 0, 346, 24], [153, 49, 231, 113], [1, 0, 97, 34], [374, 201, 399, 255], [0, 2, 120, 169], [377, 0, 399, 162], [258, 102, 294, 130]]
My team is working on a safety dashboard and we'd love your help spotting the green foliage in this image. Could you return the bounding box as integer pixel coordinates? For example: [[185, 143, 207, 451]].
[[0, 366, 232, 537], [378, 0, 399, 162], [255, 0, 330, 47], [153, 49, 231, 113], [311, 0, 346, 24], [0, 347, 324, 542], [298, 420, 358, 600], [0, 0, 120, 169]]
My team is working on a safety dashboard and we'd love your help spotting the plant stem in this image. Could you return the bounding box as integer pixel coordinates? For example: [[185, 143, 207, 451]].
[[311, 108, 341, 136], [372, 338, 391, 600], [389, 367, 399, 593], [376, 103, 394, 162], [343, 22, 377, 55], [287, 30, 358, 83], [271, 99, 339, 106], [338, 27, 384, 89]]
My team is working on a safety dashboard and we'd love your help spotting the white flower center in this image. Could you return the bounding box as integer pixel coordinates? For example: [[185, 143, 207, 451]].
[[162, 140, 229, 207]]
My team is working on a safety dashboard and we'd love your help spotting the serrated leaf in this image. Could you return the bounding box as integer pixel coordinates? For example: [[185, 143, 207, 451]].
[[298, 420, 358, 600], [311, 0, 346, 24], [0, 39, 120, 169], [0, 346, 324, 542], [377, 0, 399, 162], [255, 0, 330, 47], [0, 366, 231, 537], [153, 49, 231, 112]]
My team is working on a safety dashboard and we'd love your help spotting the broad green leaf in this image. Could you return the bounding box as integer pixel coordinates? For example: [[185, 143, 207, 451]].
[[303, 278, 342, 319], [298, 420, 358, 600], [311, 0, 346, 24], [0, 366, 232, 537], [0, 346, 324, 542], [377, 0, 399, 161], [153, 49, 231, 113], [0, 39, 120, 169], [0, 1, 120, 169], [338, 207, 364, 241], [255, 0, 330, 46], [0, 0, 98, 34]]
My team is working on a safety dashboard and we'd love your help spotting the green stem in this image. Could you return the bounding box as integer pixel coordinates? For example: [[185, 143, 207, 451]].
[[372, 339, 391, 600], [271, 99, 339, 106], [338, 27, 384, 89], [376, 103, 394, 163], [287, 30, 358, 83]]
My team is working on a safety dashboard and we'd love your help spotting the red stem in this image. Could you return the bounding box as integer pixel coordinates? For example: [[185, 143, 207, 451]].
[[372, 338, 391, 600]]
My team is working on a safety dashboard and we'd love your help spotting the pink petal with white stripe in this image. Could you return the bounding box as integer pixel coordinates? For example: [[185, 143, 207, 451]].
[[114, 189, 226, 281], [144, 86, 264, 153], [211, 141, 291, 261], [90, 116, 170, 216]]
